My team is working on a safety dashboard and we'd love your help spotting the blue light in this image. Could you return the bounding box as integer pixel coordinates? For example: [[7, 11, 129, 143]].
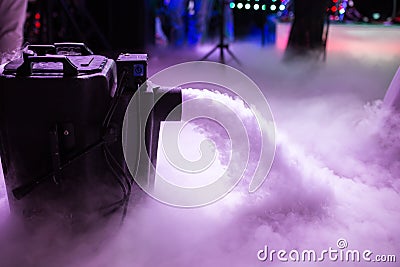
[[230, 2, 235, 9]]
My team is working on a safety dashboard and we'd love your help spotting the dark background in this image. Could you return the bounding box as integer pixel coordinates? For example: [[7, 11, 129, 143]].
[[355, 0, 399, 18], [24, 0, 400, 54]]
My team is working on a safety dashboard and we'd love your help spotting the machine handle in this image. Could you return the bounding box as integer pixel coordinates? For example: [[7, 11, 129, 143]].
[[54, 42, 93, 55], [27, 45, 56, 56], [27, 43, 93, 56], [16, 55, 78, 76]]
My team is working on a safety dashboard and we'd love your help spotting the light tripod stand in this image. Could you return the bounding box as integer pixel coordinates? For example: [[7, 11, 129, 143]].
[[200, 0, 240, 64]]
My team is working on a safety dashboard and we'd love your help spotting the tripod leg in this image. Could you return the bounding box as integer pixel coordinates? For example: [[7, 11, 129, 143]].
[[220, 44, 225, 63], [200, 45, 219, 61], [226, 46, 241, 65], [200, 0, 241, 64]]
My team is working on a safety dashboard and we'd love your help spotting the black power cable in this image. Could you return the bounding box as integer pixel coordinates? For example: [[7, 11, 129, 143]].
[[103, 145, 133, 225], [102, 70, 127, 128], [100, 69, 137, 224]]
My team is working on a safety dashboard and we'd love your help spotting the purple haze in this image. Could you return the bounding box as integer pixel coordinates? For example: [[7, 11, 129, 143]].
[[0, 23, 400, 266]]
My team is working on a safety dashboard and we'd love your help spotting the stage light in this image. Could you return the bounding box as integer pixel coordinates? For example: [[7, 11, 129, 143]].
[[331, 6, 337, 12], [372, 13, 380, 20], [232, 0, 281, 14], [34, 13, 41, 20], [339, 8, 345, 15]]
